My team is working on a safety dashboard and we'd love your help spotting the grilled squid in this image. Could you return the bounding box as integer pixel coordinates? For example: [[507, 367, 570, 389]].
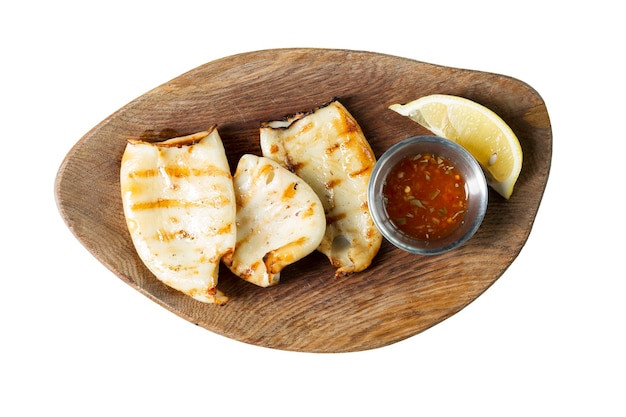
[[260, 99, 382, 277], [223, 154, 326, 287], [120, 126, 235, 304]]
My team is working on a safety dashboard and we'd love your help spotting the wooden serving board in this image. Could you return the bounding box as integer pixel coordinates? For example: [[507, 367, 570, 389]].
[[55, 49, 552, 352]]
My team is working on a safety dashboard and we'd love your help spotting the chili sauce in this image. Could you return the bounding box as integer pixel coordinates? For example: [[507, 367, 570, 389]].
[[383, 153, 468, 241]]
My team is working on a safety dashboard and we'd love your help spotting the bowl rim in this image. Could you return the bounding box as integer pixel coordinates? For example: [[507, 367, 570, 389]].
[[368, 135, 488, 255]]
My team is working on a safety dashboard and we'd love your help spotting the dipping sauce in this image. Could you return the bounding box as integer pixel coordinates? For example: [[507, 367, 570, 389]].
[[383, 153, 468, 241]]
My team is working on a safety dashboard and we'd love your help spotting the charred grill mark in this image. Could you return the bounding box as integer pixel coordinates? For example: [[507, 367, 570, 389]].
[[168, 166, 231, 178], [282, 182, 297, 200], [269, 143, 280, 154], [349, 164, 373, 177], [200, 222, 235, 239], [127, 165, 231, 179], [216, 222, 233, 236], [344, 113, 359, 133], [301, 204, 317, 218], [131, 195, 231, 210], [155, 228, 195, 242], [127, 168, 158, 178], [299, 122, 314, 135], [165, 262, 200, 273], [325, 142, 340, 154], [325, 179, 342, 190]]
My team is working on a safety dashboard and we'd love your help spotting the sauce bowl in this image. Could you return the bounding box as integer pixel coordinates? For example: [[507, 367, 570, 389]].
[[368, 135, 488, 255]]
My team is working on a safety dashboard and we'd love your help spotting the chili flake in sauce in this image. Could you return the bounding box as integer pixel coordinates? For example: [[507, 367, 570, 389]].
[[383, 153, 468, 240]]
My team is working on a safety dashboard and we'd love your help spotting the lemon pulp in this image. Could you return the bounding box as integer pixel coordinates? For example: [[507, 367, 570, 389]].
[[389, 94, 523, 199]]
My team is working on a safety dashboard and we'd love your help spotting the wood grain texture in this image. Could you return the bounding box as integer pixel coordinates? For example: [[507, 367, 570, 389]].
[[54, 48, 552, 352]]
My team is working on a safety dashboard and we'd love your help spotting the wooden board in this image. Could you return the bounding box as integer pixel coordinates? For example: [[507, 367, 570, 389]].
[[55, 48, 552, 352]]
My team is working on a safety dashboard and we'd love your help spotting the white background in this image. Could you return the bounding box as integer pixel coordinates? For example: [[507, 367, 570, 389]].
[[2, 1, 624, 415]]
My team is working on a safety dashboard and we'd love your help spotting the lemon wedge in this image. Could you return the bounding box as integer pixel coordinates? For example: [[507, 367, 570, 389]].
[[389, 94, 523, 199]]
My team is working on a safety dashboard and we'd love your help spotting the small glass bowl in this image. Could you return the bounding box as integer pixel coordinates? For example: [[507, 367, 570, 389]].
[[368, 135, 488, 255]]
